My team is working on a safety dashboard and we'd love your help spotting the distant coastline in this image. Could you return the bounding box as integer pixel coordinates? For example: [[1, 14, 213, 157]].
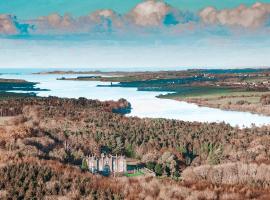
[[47, 68, 270, 116], [0, 78, 48, 99], [33, 67, 270, 75], [0, 69, 269, 127]]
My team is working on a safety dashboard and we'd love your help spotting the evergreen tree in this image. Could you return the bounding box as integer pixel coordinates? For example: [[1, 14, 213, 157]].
[[154, 164, 163, 176], [146, 162, 156, 171], [81, 159, 88, 171], [125, 144, 136, 158], [113, 136, 124, 155]]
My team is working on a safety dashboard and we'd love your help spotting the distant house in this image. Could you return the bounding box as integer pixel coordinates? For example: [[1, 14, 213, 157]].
[[86, 154, 127, 176], [77, 76, 101, 79]]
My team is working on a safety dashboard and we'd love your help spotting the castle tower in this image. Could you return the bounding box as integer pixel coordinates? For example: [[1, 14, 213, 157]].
[[99, 153, 105, 172], [114, 155, 118, 172], [119, 155, 127, 172], [85, 154, 127, 175]]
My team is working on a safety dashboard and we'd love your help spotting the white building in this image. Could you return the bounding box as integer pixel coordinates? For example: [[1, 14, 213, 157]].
[[86, 154, 127, 175]]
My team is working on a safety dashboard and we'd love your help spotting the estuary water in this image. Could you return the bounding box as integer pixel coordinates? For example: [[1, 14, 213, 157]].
[[1, 69, 270, 127]]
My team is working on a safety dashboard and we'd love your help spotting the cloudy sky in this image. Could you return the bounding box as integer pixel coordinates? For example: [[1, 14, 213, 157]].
[[0, 0, 270, 69]]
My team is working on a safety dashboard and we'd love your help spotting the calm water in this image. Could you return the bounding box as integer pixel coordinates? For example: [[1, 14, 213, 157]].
[[1, 68, 270, 127]]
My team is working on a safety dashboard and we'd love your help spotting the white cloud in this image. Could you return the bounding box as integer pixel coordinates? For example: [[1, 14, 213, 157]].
[[32, 10, 123, 34], [0, 15, 19, 35], [29, 1, 181, 34], [34, 13, 77, 33], [128, 0, 172, 26], [90, 9, 118, 22], [87, 9, 123, 28], [2, 1, 270, 36], [199, 2, 270, 28]]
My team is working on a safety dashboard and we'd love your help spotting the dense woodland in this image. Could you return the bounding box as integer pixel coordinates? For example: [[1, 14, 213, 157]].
[[0, 96, 270, 199]]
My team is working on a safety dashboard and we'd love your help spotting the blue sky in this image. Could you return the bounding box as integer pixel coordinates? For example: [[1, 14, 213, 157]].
[[1, 0, 270, 19], [0, 0, 270, 68]]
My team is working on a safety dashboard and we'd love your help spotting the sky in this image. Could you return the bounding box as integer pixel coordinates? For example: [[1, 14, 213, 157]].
[[1, 0, 270, 19], [0, 0, 270, 69]]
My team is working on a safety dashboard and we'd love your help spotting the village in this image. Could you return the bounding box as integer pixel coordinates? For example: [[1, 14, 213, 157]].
[[195, 73, 270, 91]]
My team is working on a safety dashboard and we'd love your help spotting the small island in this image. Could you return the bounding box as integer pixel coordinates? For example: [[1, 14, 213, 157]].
[[0, 78, 48, 99]]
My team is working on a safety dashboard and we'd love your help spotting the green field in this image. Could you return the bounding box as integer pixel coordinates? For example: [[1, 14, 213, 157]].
[[125, 170, 144, 177], [158, 87, 240, 99]]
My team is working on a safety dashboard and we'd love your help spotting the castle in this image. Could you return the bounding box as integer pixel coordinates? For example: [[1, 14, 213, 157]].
[[86, 154, 127, 176]]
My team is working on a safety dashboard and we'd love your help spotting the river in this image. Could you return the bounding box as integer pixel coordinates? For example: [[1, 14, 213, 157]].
[[1, 69, 270, 127]]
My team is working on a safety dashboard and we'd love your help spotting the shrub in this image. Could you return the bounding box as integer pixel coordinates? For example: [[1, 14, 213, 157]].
[[146, 161, 156, 171], [155, 164, 163, 176], [81, 159, 88, 171]]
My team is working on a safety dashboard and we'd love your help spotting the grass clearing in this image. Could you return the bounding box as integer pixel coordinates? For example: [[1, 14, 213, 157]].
[[125, 170, 144, 177]]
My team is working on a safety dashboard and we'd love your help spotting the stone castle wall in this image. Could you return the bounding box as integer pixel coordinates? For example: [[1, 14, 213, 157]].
[[86, 154, 127, 174]]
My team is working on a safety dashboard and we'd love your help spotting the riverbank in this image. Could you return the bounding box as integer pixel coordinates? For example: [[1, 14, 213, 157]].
[[54, 68, 270, 116], [2, 70, 270, 127], [159, 91, 270, 116]]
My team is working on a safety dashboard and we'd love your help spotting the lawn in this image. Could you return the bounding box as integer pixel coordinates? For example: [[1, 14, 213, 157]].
[[125, 170, 144, 177]]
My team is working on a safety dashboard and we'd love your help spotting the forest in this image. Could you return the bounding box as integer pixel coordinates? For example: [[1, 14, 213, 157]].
[[0, 96, 269, 199]]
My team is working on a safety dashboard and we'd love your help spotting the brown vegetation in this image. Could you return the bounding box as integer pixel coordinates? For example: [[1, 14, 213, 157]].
[[261, 94, 270, 105], [0, 96, 270, 199], [180, 93, 270, 116], [1, 158, 270, 199]]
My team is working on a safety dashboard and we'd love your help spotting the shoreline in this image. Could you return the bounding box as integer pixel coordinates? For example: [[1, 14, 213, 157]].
[[2, 71, 270, 126], [0, 78, 48, 100], [159, 95, 270, 117], [34, 68, 270, 117]]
